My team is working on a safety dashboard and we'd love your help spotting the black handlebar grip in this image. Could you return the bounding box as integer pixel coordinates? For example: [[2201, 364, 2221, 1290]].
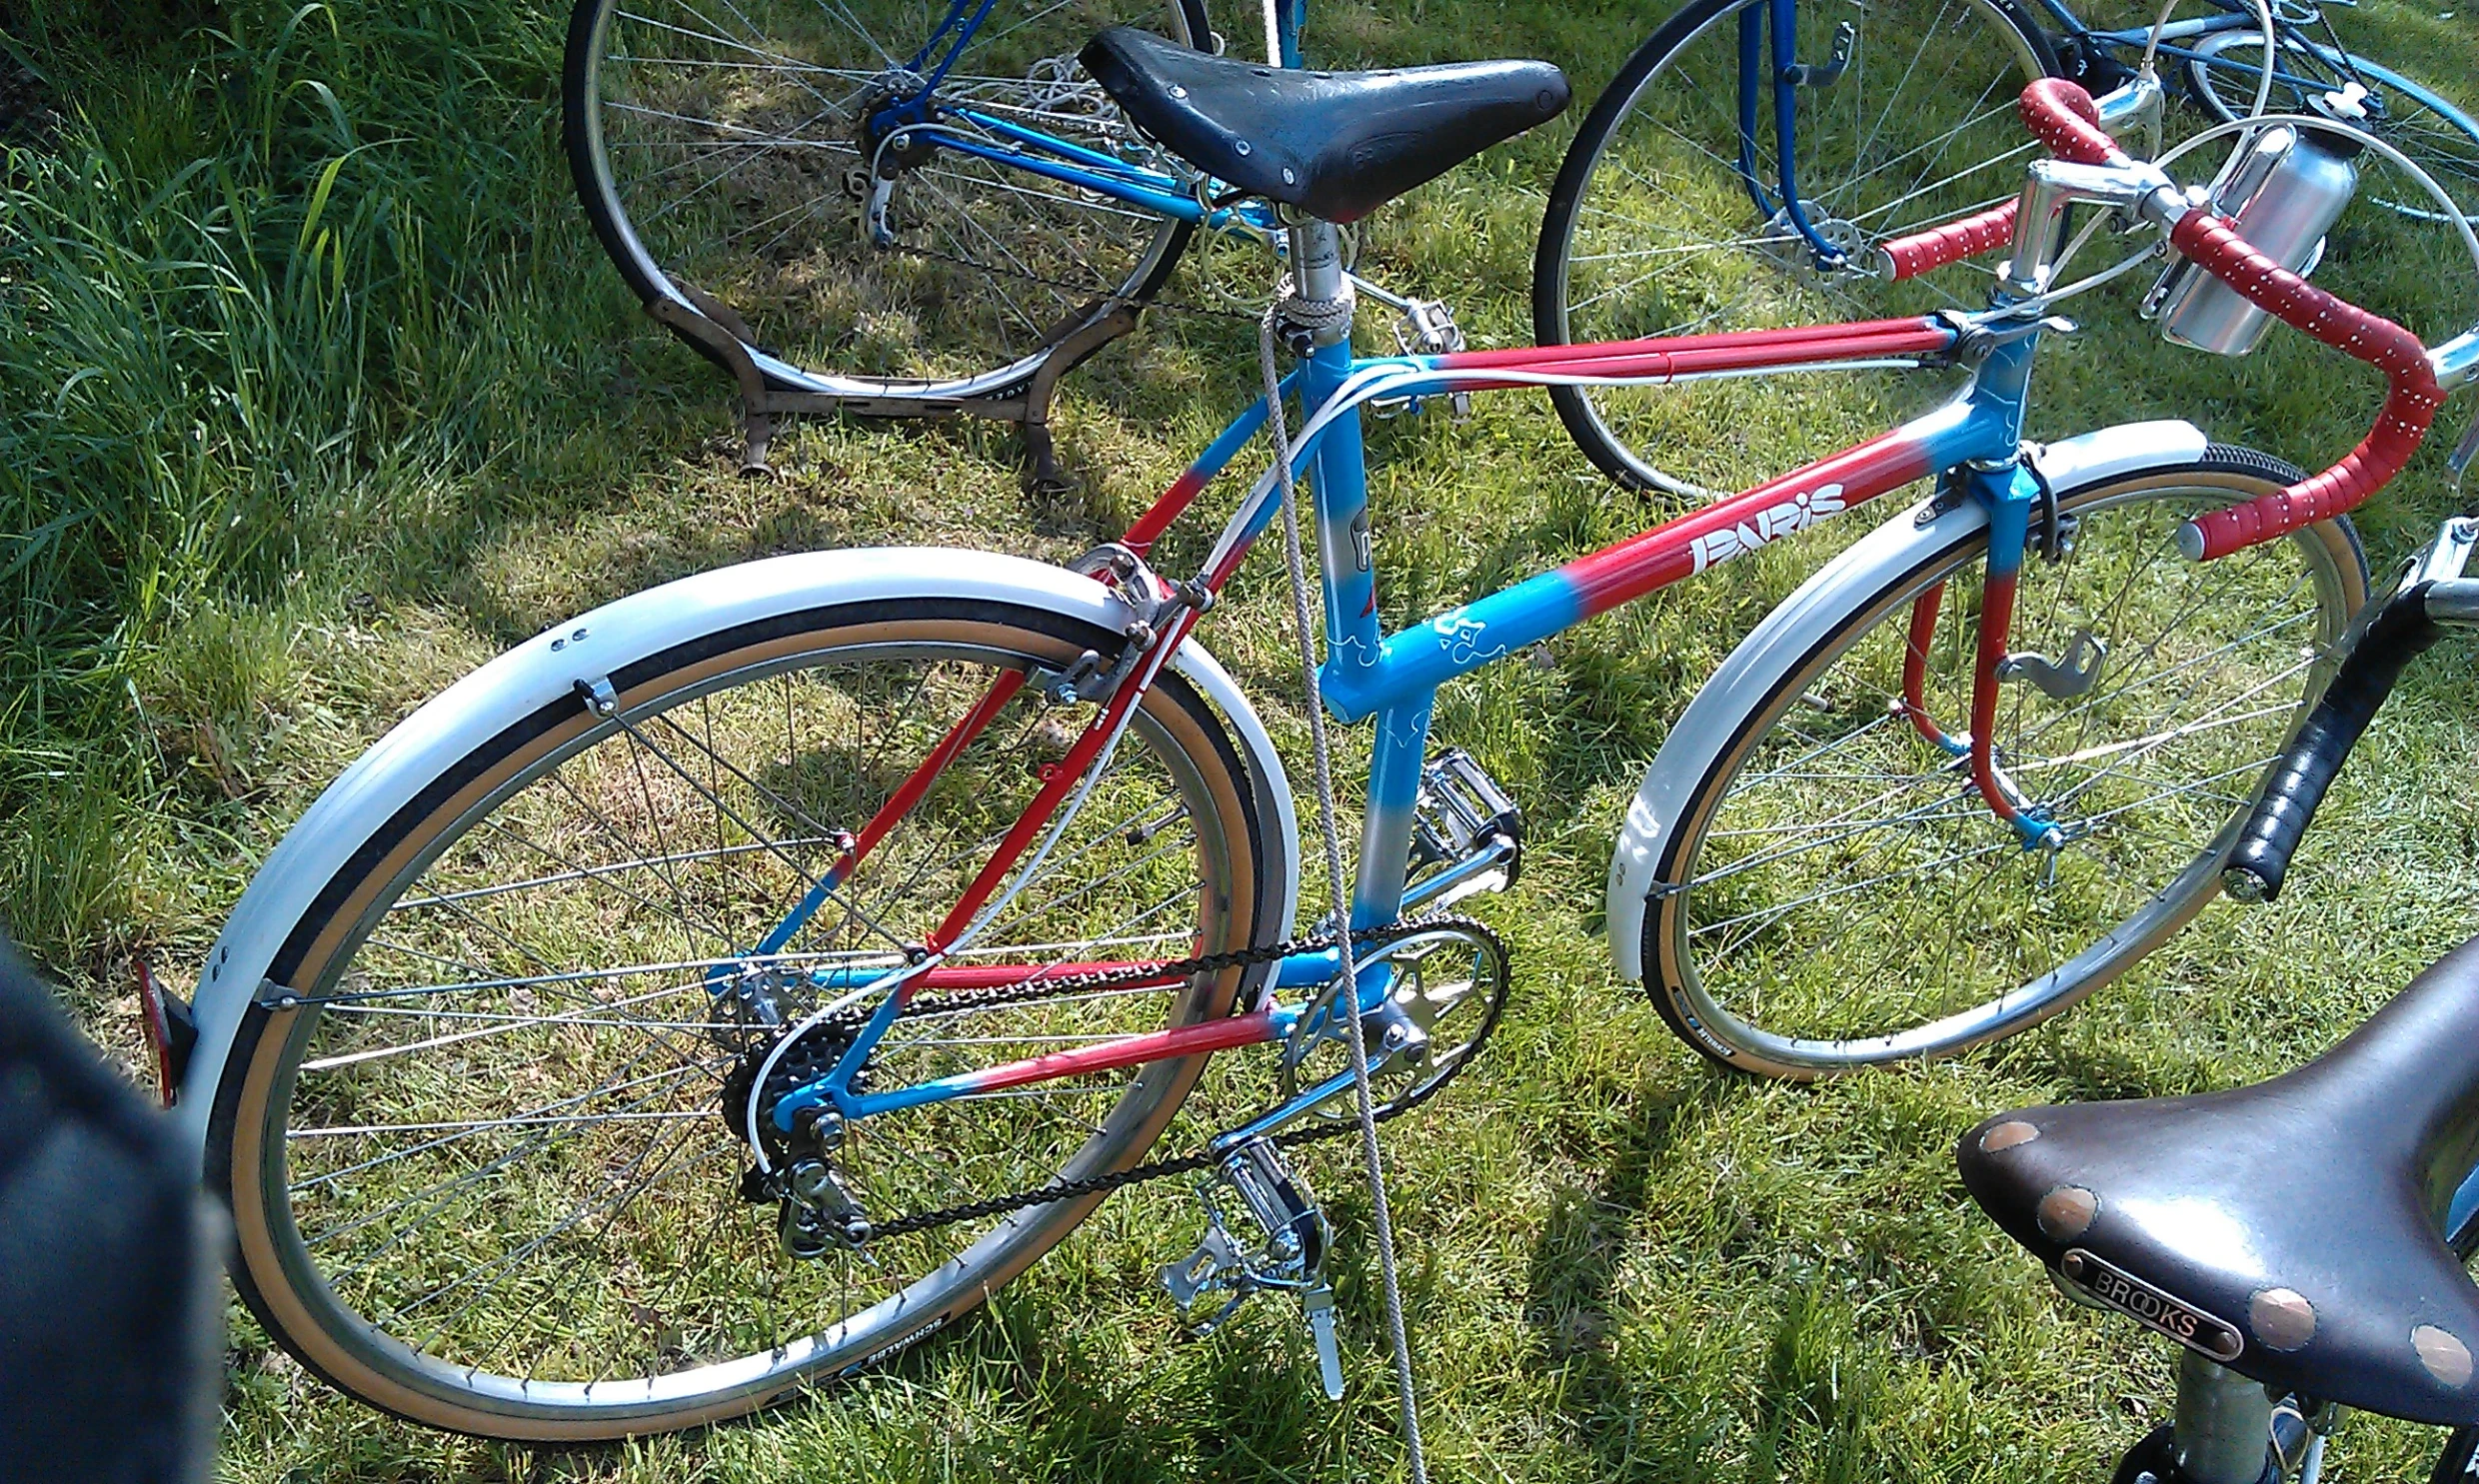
[[2224, 585, 2443, 903]]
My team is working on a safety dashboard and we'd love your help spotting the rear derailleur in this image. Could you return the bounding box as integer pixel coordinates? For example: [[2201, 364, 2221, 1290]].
[[1159, 1137, 1348, 1399], [724, 1020, 876, 1260]]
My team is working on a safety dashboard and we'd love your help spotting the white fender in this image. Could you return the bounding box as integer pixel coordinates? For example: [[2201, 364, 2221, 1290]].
[[175, 549, 1300, 1158], [1604, 421, 2210, 981]]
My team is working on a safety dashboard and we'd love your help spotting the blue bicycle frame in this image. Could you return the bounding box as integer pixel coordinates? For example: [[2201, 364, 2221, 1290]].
[[759, 254, 2050, 1142]]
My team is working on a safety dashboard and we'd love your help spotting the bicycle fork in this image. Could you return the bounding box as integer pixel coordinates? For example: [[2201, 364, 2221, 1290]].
[[1888, 325, 2090, 860], [1737, 0, 1860, 270]]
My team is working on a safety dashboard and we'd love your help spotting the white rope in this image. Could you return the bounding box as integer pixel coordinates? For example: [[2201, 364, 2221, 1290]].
[[1258, 288, 1429, 1483]]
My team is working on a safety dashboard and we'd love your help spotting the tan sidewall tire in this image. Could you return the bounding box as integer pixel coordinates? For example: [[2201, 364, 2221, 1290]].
[[211, 608, 1271, 1439], [1644, 467, 2366, 1080]]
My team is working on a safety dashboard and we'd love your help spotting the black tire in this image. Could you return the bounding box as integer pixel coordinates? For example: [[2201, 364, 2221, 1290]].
[[208, 595, 1281, 1439], [564, 0, 1213, 402], [1533, 0, 2059, 495]]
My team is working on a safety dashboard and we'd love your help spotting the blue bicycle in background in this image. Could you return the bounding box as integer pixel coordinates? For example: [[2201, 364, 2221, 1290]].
[[564, 0, 2477, 496], [566, 0, 1483, 480], [1531, 0, 2479, 494]]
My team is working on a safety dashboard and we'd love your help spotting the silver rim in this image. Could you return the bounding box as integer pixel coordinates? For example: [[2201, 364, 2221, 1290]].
[[2185, 31, 2479, 224], [1550, 0, 2047, 498], [242, 625, 1260, 1426], [576, 0, 1199, 399], [1657, 475, 2360, 1074]]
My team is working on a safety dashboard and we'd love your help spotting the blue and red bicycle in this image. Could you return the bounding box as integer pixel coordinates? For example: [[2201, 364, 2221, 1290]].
[[182, 43, 2475, 1438]]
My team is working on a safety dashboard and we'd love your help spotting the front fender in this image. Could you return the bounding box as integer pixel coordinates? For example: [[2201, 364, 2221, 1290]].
[[1603, 420, 2209, 981], [177, 548, 1298, 1159]]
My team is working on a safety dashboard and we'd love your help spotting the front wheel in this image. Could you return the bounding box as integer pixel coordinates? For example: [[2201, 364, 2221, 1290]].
[[208, 595, 1281, 1438], [1532, 0, 2058, 496], [1642, 449, 2367, 1078]]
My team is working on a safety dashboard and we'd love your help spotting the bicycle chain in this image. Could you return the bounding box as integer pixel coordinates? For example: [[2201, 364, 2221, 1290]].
[[759, 913, 1494, 1244]]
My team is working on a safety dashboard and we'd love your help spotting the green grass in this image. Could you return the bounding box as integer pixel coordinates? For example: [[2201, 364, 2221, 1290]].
[[6, 0, 2479, 1479]]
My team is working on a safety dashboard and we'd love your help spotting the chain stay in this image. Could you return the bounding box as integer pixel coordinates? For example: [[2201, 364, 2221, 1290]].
[[822, 913, 1499, 1243]]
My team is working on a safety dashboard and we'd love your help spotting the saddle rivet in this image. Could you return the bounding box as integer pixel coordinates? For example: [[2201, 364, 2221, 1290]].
[[2249, 1287, 2315, 1351], [1235, 139, 1251, 156], [2415, 1324, 2473, 1387], [1281, 167, 1295, 185], [1170, 84, 1187, 99], [2036, 1184, 2098, 1241], [1979, 1119, 2039, 1153]]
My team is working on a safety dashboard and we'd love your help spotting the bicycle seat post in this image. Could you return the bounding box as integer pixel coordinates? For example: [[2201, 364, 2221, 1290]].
[[2173, 1348, 2277, 1484], [1285, 219, 1352, 348]]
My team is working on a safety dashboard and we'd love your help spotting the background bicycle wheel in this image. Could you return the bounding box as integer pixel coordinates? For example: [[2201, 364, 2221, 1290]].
[[565, 0, 1212, 401], [8, 0, 2479, 1480]]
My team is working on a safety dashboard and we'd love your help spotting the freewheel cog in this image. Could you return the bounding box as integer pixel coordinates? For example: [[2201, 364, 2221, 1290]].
[[722, 1020, 865, 1171]]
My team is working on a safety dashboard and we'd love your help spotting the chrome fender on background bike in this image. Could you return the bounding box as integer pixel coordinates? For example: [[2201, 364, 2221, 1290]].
[[1601, 419, 2214, 982], [174, 549, 1301, 1161]]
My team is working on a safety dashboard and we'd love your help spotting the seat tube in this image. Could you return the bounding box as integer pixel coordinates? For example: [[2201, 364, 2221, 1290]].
[[1353, 695, 1431, 929], [1284, 218, 1400, 929], [1286, 221, 1379, 691]]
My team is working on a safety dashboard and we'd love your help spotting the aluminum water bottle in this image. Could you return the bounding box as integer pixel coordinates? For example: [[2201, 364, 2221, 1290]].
[[2146, 119, 2364, 357]]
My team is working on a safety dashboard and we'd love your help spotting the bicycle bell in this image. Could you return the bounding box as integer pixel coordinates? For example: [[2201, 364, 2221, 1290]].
[[2143, 88, 2370, 357]]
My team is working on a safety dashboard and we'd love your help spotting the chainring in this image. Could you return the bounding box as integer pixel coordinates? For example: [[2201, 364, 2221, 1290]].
[[1279, 918, 1511, 1122]]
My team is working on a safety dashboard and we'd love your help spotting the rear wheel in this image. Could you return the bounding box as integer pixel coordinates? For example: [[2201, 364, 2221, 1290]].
[[1533, 0, 2057, 496], [209, 597, 1279, 1438], [564, 0, 1215, 402], [1643, 451, 2366, 1078]]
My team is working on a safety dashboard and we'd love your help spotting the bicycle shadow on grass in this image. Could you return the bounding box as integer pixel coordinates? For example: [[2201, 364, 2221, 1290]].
[[1513, 1072, 1763, 1480]]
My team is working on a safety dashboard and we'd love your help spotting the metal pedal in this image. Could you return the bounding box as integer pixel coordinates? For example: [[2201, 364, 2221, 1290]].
[[1369, 297, 1471, 421], [1158, 1139, 1345, 1399], [1404, 748, 1523, 911], [1300, 1281, 1344, 1401]]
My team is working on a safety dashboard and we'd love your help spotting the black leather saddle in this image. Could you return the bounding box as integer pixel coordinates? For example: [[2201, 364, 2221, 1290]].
[[1960, 933, 2479, 1425], [1079, 27, 1567, 224]]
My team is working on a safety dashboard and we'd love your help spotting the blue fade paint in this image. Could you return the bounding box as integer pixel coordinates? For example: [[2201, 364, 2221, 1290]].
[[1305, 339, 1381, 683], [1318, 359, 2026, 726], [928, 131, 1211, 223], [1197, 384, 1283, 484], [1352, 694, 1433, 928], [775, 312, 2062, 1130], [841, 1001, 1308, 1120], [757, 858, 853, 958]]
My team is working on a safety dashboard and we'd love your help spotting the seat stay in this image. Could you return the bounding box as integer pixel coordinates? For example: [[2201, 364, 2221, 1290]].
[[908, 0, 1002, 91], [924, 121, 1216, 224]]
